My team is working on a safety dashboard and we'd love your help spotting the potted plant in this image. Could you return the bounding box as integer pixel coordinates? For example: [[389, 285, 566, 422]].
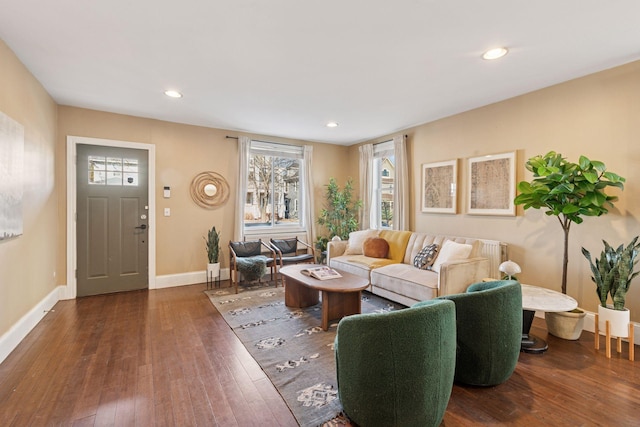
[[582, 236, 639, 337], [514, 151, 625, 339], [317, 177, 362, 240], [204, 226, 221, 279]]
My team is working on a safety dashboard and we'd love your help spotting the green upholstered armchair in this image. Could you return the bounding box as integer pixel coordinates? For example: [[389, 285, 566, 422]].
[[334, 299, 456, 427], [436, 280, 522, 386]]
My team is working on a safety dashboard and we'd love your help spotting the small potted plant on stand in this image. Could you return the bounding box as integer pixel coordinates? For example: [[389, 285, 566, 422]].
[[204, 226, 221, 287], [583, 236, 639, 342], [514, 152, 625, 339]]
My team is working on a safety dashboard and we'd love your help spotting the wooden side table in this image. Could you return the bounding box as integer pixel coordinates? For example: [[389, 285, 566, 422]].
[[521, 284, 577, 353]]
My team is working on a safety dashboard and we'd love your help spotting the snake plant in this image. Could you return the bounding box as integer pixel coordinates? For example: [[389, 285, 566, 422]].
[[204, 226, 221, 263], [582, 236, 640, 310]]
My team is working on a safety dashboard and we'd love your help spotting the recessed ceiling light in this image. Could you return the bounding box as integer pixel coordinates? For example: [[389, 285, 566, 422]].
[[164, 90, 183, 98], [326, 122, 339, 128], [482, 47, 508, 60]]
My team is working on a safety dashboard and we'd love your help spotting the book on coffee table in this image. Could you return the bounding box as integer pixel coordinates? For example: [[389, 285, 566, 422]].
[[300, 266, 342, 280]]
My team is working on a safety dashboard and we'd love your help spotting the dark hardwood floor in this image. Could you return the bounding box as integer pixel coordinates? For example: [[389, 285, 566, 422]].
[[1, 282, 639, 426]]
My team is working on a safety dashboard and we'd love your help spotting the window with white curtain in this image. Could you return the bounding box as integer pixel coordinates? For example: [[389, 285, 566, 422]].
[[373, 140, 395, 229], [244, 140, 304, 230]]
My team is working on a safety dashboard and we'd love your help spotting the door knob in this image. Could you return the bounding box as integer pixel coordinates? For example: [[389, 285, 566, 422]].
[[135, 224, 147, 230]]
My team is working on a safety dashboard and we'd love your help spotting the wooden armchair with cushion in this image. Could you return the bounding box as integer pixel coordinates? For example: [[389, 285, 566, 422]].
[[270, 237, 316, 286], [229, 239, 277, 293]]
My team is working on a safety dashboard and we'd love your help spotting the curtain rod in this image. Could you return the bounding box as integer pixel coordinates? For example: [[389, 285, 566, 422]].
[[227, 134, 407, 142]]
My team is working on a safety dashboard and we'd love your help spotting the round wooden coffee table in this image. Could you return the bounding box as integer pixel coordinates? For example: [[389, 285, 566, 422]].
[[279, 264, 369, 331]]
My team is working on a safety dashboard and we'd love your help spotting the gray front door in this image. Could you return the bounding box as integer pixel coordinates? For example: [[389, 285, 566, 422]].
[[76, 144, 149, 297]]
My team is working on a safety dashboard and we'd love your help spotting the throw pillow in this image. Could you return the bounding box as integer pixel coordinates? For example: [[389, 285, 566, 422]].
[[431, 240, 473, 273], [344, 229, 379, 255], [363, 237, 390, 258], [413, 244, 439, 270]]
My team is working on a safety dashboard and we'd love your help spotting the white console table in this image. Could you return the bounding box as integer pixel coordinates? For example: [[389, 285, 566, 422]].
[[521, 284, 578, 353]]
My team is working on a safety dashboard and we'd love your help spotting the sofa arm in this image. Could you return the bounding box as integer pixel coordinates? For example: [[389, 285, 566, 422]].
[[438, 257, 490, 296], [327, 240, 348, 265]]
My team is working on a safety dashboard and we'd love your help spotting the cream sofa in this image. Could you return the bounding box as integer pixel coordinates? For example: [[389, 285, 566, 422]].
[[327, 230, 507, 307]]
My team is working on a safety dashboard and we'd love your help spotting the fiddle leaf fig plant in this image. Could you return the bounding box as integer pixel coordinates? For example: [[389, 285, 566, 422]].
[[514, 151, 625, 294], [582, 237, 640, 310]]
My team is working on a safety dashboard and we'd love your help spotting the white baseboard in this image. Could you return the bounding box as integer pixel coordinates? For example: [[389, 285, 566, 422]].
[[0, 285, 64, 364], [154, 268, 230, 289]]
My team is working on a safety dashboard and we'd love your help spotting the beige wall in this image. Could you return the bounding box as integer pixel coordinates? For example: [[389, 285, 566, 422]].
[[0, 40, 58, 336], [57, 107, 351, 277], [354, 60, 640, 320]]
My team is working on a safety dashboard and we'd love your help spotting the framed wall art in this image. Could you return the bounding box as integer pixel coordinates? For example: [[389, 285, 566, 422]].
[[0, 111, 24, 241], [421, 159, 457, 214], [467, 151, 516, 216]]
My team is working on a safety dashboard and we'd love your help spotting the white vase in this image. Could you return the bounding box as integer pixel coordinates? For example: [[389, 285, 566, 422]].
[[207, 262, 221, 278], [545, 309, 586, 340], [598, 305, 630, 338]]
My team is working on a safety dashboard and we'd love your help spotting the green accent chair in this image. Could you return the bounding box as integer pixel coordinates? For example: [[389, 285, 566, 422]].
[[334, 299, 456, 427], [437, 280, 522, 386]]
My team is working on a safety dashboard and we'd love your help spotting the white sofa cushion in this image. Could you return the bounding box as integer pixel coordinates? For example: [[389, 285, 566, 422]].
[[431, 240, 473, 273], [328, 255, 372, 281], [371, 263, 439, 301], [344, 229, 379, 255]]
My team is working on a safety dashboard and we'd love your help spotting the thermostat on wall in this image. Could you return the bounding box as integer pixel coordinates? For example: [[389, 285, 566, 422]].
[[164, 186, 170, 198]]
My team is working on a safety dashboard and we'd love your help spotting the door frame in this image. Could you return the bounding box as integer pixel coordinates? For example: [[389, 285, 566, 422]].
[[66, 135, 156, 299]]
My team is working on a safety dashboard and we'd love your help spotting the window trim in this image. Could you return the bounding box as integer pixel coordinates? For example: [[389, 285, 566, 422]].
[[243, 140, 305, 233]]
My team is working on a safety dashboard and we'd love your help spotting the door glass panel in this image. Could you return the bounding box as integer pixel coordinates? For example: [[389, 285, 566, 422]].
[[123, 159, 139, 186], [88, 155, 106, 185], [106, 158, 122, 185], [87, 156, 139, 186]]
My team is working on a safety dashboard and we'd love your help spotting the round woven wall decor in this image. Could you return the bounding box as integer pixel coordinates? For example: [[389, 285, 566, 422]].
[[190, 171, 230, 209]]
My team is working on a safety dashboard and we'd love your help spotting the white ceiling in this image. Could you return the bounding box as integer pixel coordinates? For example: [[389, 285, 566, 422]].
[[2, 1, 640, 145]]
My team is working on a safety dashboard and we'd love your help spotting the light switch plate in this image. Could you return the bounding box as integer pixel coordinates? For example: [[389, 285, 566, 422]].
[[164, 208, 170, 217]]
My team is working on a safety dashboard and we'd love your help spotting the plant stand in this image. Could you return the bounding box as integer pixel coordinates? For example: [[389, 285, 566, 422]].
[[207, 263, 221, 290], [594, 313, 634, 361], [207, 270, 221, 289]]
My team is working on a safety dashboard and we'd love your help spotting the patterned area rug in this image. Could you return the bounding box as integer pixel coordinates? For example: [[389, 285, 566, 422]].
[[205, 284, 405, 427]]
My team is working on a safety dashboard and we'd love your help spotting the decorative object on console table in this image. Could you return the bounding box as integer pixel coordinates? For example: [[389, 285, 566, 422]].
[[499, 260, 521, 280], [514, 152, 625, 340], [467, 151, 516, 216], [204, 226, 221, 289], [583, 236, 639, 360]]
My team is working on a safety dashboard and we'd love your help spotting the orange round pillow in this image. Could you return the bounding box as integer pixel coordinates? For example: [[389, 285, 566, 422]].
[[363, 237, 389, 259]]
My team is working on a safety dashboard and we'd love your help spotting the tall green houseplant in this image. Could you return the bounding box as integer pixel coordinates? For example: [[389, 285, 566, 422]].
[[514, 151, 625, 294], [317, 177, 362, 240]]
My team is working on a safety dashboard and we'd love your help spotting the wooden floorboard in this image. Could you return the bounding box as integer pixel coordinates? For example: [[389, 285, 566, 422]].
[[0, 282, 639, 426]]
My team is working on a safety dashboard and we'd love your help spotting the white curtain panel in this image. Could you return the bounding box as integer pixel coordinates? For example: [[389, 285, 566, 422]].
[[393, 134, 409, 230], [359, 143, 374, 230], [234, 136, 250, 241], [303, 145, 316, 245]]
